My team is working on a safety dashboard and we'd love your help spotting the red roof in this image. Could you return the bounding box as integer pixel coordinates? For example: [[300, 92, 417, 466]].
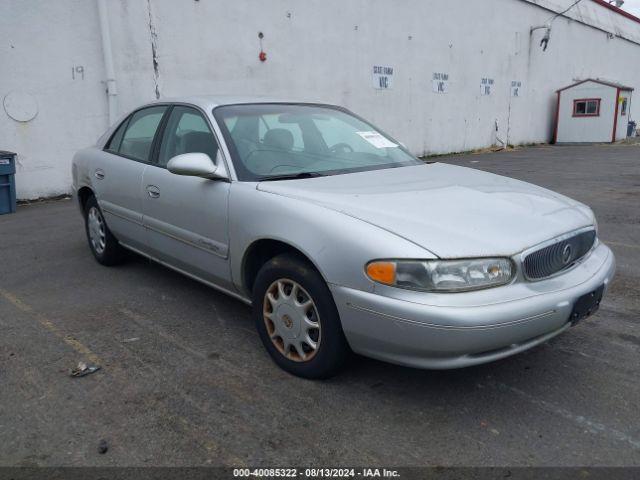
[[556, 78, 634, 93], [590, 0, 640, 25]]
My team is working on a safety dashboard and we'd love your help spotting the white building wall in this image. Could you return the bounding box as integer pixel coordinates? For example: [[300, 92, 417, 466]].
[[1, 0, 640, 199], [556, 82, 617, 143], [0, 1, 107, 199]]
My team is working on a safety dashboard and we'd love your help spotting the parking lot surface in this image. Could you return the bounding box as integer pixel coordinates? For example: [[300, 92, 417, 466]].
[[1, 144, 639, 467]]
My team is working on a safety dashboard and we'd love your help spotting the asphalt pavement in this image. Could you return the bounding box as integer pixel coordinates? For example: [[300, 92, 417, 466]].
[[0, 144, 638, 467]]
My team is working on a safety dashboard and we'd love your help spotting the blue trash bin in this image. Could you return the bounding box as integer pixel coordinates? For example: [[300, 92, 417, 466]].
[[628, 121, 637, 138], [0, 151, 17, 215]]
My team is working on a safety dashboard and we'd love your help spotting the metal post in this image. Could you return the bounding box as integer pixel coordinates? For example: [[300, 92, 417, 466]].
[[97, 0, 118, 126]]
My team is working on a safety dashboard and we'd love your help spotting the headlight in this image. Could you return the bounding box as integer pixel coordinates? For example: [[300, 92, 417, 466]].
[[366, 258, 514, 292]]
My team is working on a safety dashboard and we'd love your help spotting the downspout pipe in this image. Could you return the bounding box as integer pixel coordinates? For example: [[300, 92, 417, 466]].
[[97, 0, 118, 125]]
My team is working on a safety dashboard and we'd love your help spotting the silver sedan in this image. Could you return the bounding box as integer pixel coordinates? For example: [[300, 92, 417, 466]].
[[72, 97, 615, 378]]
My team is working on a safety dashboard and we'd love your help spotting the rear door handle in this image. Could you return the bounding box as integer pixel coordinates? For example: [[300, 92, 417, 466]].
[[95, 169, 105, 180], [146, 185, 160, 198]]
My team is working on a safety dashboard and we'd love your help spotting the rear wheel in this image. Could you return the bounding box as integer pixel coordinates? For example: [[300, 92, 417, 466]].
[[253, 254, 350, 379], [84, 195, 126, 266]]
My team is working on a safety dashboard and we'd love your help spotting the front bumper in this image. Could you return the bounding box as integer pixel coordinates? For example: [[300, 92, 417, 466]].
[[330, 242, 615, 369]]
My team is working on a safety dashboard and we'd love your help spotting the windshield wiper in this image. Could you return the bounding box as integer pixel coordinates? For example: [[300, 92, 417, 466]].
[[259, 172, 326, 182]]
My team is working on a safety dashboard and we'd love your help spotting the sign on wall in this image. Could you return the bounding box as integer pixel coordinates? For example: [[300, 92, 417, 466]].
[[480, 77, 494, 96], [372, 65, 394, 90], [432, 73, 449, 93], [511, 81, 523, 97]]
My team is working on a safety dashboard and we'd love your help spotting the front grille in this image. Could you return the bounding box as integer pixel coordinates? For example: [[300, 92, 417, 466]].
[[523, 229, 596, 280]]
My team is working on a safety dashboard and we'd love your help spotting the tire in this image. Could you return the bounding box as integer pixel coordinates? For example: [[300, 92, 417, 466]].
[[253, 253, 350, 379], [84, 195, 126, 266]]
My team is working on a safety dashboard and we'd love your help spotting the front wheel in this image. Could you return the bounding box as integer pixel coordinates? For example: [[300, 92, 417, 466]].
[[253, 254, 350, 379], [84, 195, 126, 266]]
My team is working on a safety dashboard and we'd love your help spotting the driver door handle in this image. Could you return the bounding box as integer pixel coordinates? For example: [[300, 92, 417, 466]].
[[146, 185, 160, 198]]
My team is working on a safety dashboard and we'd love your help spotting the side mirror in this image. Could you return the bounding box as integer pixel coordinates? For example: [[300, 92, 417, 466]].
[[167, 152, 228, 180]]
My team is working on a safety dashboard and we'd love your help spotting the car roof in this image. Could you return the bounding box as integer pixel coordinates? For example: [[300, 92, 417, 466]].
[[146, 95, 335, 111], [95, 95, 342, 148]]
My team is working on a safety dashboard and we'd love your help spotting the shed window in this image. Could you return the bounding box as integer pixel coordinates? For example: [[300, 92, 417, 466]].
[[573, 99, 600, 117], [621, 98, 628, 116]]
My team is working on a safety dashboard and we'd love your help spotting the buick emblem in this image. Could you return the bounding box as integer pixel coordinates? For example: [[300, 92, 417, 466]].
[[561, 244, 573, 265], [282, 314, 294, 329]]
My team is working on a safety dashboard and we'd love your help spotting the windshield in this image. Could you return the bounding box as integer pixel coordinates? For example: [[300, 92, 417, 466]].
[[213, 104, 422, 181]]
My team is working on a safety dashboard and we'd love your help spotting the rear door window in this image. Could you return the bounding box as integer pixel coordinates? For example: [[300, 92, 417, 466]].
[[118, 106, 168, 162], [105, 117, 130, 152]]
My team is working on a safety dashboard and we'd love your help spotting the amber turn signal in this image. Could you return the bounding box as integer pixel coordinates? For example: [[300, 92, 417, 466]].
[[366, 261, 396, 285]]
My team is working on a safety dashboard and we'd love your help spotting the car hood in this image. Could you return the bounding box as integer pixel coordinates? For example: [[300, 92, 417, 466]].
[[257, 163, 595, 258]]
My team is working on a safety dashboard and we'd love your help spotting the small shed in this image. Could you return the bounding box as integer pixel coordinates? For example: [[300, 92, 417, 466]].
[[553, 79, 633, 144]]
